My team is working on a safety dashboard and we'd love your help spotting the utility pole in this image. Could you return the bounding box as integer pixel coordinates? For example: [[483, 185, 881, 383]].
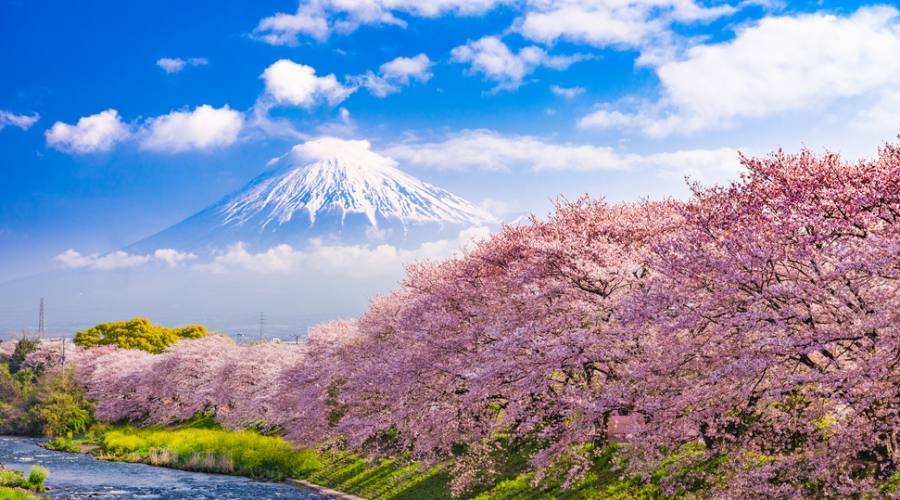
[[258, 312, 265, 342], [37, 298, 45, 340]]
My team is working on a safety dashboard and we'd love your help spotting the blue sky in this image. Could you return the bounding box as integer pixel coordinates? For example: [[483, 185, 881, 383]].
[[2, 0, 900, 283]]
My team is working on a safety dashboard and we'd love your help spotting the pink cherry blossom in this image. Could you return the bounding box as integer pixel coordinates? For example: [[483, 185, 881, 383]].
[[70, 143, 899, 497]]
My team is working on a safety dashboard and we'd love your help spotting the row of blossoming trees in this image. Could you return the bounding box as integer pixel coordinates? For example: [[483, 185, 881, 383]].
[[32, 145, 899, 497]]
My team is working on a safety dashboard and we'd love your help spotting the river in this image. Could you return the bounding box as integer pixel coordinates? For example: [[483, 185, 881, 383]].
[[0, 436, 324, 499]]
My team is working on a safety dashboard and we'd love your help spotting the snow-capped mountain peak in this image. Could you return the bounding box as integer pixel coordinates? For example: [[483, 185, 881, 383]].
[[222, 138, 496, 229], [127, 138, 497, 252]]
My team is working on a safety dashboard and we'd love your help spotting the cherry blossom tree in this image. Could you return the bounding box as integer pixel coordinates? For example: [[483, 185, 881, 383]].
[[22, 339, 81, 373], [622, 146, 900, 496], [67, 142, 899, 497], [299, 199, 681, 491]]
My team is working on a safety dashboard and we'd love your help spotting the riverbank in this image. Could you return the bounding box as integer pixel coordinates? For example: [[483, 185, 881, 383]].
[[0, 487, 38, 499], [36, 424, 900, 499], [0, 463, 46, 499], [50, 425, 453, 499], [1, 435, 320, 499], [47, 424, 673, 499]]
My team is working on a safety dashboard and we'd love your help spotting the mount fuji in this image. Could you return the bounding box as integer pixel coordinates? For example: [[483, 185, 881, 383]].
[[128, 138, 497, 253], [0, 138, 502, 336]]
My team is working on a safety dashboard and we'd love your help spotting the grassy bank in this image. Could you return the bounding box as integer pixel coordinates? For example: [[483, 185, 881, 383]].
[[48, 423, 900, 499], [0, 465, 48, 499], [93, 426, 319, 481], [305, 445, 660, 500], [0, 487, 39, 500], [55, 423, 675, 499]]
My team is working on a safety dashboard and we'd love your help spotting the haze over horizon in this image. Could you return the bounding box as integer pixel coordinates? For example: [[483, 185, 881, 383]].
[[2, 0, 900, 336]]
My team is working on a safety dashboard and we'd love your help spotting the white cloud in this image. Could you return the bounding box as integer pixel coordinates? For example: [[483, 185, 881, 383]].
[[55, 248, 199, 270], [54, 249, 150, 270], [290, 136, 387, 165], [252, 0, 509, 44], [45, 109, 131, 154], [451, 36, 588, 91], [254, 6, 330, 44], [261, 59, 355, 108], [0, 110, 39, 131], [384, 129, 632, 171], [204, 227, 491, 274], [354, 53, 433, 97], [515, 0, 736, 48], [139, 104, 244, 152], [45, 106, 245, 155], [383, 129, 742, 180], [353, 72, 401, 98], [379, 53, 432, 84], [587, 6, 900, 136], [550, 85, 585, 99], [577, 108, 642, 128], [156, 57, 208, 74], [479, 198, 511, 218], [54, 250, 92, 269], [206, 243, 302, 274], [153, 249, 197, 267]]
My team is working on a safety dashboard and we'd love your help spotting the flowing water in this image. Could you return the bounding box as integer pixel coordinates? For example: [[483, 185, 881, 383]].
[[0, 436, 324, 499]]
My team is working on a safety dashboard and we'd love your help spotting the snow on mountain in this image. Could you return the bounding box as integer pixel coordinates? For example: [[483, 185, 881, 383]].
[[224, 138, 495, 228], [128, 138, 497, 252]]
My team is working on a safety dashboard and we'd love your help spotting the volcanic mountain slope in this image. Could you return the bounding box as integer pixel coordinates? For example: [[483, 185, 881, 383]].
[[128, 138, 497, 253]]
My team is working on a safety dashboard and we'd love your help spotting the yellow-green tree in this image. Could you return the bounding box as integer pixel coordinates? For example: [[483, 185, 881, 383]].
[[74, 318, 208, 353]]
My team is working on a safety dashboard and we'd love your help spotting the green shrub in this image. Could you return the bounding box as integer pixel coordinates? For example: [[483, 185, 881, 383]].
[[27, 368, 94, 437], [46, 434, 81, 453], [0, 364, 19, 400], [29, 391, 93, 437], [0, 468, 25, 487], [8, 339, 38, 374], [26, 466, 48, 492], [13, 369, 33, 385], [0, 465, 48, 493], [0, 364, 94, 437]]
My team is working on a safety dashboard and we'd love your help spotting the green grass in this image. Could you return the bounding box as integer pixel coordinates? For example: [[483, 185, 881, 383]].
[[0, 465, 48, 494], [86, 424, 900, 499], [87, 425, 675, 499], [471, 445, 661, 500], [98, 426, 320, 481], [0, 469, 24, 487], [0, 486, 39, 500], [307, 451, 452, 499], [45, 434, 82, 453], [94, 426, 454, 498], [90, 423, 784, 499], [304, 444, 669, 500]]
